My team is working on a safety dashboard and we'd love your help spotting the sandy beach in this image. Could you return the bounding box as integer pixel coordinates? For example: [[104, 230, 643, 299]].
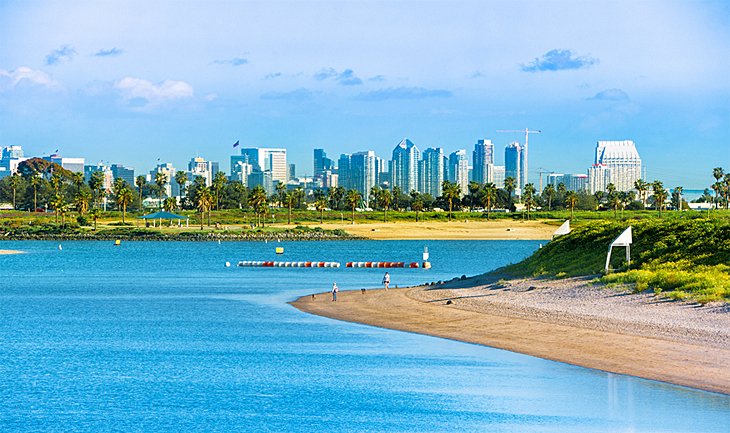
[[292, 277, 730, 395], [311, 220, 556, 240], [0, 249, 23, 255]]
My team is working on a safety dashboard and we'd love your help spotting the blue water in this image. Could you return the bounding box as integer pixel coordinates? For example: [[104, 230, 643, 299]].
[[1, 240, 728, 432]]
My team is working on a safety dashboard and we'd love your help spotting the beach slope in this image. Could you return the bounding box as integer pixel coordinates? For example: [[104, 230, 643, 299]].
[[292, 279, 730, 395]]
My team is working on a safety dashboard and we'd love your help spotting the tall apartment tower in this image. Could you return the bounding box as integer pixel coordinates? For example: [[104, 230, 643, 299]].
[[390, 139, 420, 194], [338, 151, 377, 198], [505, 142, 522, 194], [313, 148, 334, 177], [419, 148, 445, 198], [234, 148, 288, 183], [472, 139, 494, 184], [448, 149, 469, 196], [111, 164, 135, 187], [589, 140, 642, 193]]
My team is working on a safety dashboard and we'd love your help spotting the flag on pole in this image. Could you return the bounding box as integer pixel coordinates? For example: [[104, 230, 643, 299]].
[[233, 140, 240, 148]]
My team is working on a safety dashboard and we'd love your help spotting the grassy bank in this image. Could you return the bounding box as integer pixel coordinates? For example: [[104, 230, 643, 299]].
[[499, 217, 730, 303]]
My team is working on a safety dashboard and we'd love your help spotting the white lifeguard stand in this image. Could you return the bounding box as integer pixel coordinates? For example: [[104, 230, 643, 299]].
[[552, 220, 571, 239], [605, 226, 632, 273]]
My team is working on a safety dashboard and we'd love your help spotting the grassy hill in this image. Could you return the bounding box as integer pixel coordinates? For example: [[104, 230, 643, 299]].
[[499, 217, 730, 303]]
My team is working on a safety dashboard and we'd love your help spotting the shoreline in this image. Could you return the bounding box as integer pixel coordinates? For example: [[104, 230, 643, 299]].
[[291, 278, 730, 395]]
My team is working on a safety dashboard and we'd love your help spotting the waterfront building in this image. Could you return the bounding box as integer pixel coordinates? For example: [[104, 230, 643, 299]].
[[589, 140, 642, 192], [448, 149, 469, 195], [188, 156, 213, 187], [547, 173, 589, 192], [390, 139, 420, 194], [111, 164, 135, 187], [231, 161, 253, 186], [419, 147, 445, 198], [472, 139, 494, 184], [505, 142, 522, 194], [588, 164, 611, 194], [44, 153, 85, 173]]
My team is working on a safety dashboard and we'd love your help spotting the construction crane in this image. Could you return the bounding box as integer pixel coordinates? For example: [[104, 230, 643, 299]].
[[496, 128, 541, 188], [536, 167, 554, 192]]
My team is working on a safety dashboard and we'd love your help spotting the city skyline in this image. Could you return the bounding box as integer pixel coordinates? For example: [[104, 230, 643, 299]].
[[0, 1, 727, 188]]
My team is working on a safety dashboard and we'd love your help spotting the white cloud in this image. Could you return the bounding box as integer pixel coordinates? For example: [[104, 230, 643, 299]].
[[0, 66, 60, 91], [113, 77, 194, 104]]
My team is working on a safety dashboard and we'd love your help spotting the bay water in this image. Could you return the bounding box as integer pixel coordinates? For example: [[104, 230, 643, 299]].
[[1, 240, 728, 432]]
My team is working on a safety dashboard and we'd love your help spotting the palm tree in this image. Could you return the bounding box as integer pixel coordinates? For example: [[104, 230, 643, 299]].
[[71, 172, 84, 195], [369, 185, 380, 209], [565, 191, 578, 219], [504, 176, 516, 209], [50, 194, 66, 224], [441, 180, 461, 222], [608, 190, 621, 218], [196, 186, 213, 229], [134, 176, 146, 209], [89, 208, 102, 231], [163, 197, 178, 212], [116, 187, 133, 223], [8, 173, 21, 210], [294, 187, 305, 209], [314, 195, 328, 223], [276, 182, 287, 208], [212, 171, 227, 210], [392, 186, 401, 211], [652, 180, 668, 216], [377, 188, 392, 222], [248, 185, 268, 227], [284, 191, 296, 224], [522, 183, 536, 220], [634, 179, 648, 208], [154, 171, 168, 209], [30, 175, 41, 211], [174, 171, 188, 205], [542, 184, 555, 210], [672, 186, 684, 211], [411, 195, 424, 222], [89, 171, 105, 209], [467, 181, 480, 211], [481, 182, 497, 220], [74, 189, 91, 216], [724, 174, 730, 209], [345, 189, 361, 224]]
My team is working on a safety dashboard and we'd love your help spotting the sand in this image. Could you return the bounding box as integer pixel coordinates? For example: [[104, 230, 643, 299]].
[[309, 220, 556, 240], [292, 277, 730, 395], [0, 249, 23, 255]]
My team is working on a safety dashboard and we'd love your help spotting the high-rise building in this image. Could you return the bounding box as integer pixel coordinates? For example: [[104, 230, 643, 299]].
[[84, 163, 114, 192], [338, 151, 378, 198], [492, 165, 506, 189], [588, 164, 611, 194], [151, 162, 177, 197], [448, 149, 469, 195], [589, 140, 642, 193], [390, 139, 420, 194], [313, 149, 334, 177], [188, 156, 213, 187], [472, 139, 494, 184], [419, 148, 445, 198], [288, 163, 296, 179], [236, 148, 287, 183], [0, 145, 26, 178], [111, 164, 135, 187], [505, 142, 522, 194], [548, 173, 588, 192]]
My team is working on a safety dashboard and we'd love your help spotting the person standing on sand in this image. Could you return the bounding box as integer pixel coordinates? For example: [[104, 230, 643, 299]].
[[331, 282, 339, 301], [382, 272, 390, 290]]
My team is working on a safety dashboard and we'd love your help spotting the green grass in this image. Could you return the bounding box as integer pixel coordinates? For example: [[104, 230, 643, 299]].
[[499, 217, 730, 303]]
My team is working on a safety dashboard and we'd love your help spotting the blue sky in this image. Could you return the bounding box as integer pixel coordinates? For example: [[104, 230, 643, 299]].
[[0, 0, 728, 188]]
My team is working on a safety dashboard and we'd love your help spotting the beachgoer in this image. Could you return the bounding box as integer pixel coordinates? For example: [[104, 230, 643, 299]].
[[332, 282, 339, 301], [382, 272, 390, 290]]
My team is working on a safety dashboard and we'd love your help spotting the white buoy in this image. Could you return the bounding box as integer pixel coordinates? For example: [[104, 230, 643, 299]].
[[58, 244, 62, 251], [218, 240, 221, 245], [225, 261, 231, 267]]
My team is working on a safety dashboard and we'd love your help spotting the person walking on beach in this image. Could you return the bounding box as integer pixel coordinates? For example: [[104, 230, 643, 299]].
[[382, 272, 390, 290], [331, 282, 339, 301]]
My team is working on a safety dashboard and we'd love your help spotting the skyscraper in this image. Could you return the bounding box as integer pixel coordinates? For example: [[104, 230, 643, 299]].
[[111, 164, 135, 187], [313, 149, 334, 177], [234, 148, 288, 183], [338, 151, 378, 198], [505, 142, 522, 193], [472, 139, 494, 184], [390, 139, 419, 194], [448, 149, 469, 195], [589, 140, 642, 193], [419, 147, 445, 197]]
